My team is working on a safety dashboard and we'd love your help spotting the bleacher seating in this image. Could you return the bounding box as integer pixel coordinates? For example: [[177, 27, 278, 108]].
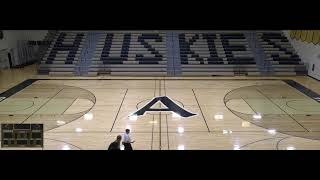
[[257, 31, 307, 75], [38, 31, 87, 76], [38, 31, 307, 76], [179, 32, 259, 76], [88, 32, 167, 76]]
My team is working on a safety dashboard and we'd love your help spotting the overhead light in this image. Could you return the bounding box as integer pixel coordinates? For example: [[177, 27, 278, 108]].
[[62, 145, 70, 150], [242, 121, 250, 127], [253, 114, 262, 120], [233, 145, 240, 150], [172, 112, 181, 118], [267, 129, 276, 135], [214, 114, 223, 120], [178, 145, 185, 150], [75, 128, 83, 132], [129, 114, 138, 121], [223, 130, 232, 134], [149, 120, 158, 124], [84, 112, 93, 121], [286, 146, 296, 150], [56, 120, 66, 126], [177, 127, 184, 133]]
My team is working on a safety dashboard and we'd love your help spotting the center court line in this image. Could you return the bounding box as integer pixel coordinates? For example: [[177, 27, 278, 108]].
[[164, 79, 170, 150], [159, 80, 162, 150], [151, 80, 156, 150]]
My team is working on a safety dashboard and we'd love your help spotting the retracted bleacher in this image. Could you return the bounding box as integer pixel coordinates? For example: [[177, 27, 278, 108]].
[[38, 31, 86, 76], [88, 32, 167, 76], [38, 31, 307, 77], [257, 31, 307, 75], [179, 32, 259, 76]]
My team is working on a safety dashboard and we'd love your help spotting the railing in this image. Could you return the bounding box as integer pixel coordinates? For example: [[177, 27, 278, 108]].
[[77, 32, 99, 76], [245, 31, 273, 76]]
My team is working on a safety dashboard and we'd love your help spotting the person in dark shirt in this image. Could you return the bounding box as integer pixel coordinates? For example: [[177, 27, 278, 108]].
[[108, 135, 122, 150]]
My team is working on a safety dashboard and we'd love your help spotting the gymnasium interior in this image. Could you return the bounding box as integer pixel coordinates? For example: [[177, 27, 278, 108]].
[[1, 30, 320, 150]]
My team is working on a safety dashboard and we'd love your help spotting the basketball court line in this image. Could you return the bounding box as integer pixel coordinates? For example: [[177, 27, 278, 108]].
[[276, 137, 291, 150], [165, 115, 170, 150], [0, 100, 35, 112], [151, 115, 155, 150], [159, 80, 162, 150], [151, 80, 156, 150], [0, 79, 37, 99], [239, 137, 286, 150], [21, 88, 64, 124], [32, 78, 294, 81], [0, 84, 96, 133], [60, 98, 78, 115], [42, 130, 312, 134], [223, 84, 320, 141], [284, 80, 320, 102], [285, 100, 320, 113], [109, 89, 128, 132], [42, 132, 320, 150], [159, 112, 162, 150], [44, 138, 83, 150], [242, 98, 258, 114], [2, 78, 320, 149], [192, 89, 210, 132], [164, 79, 170, 150], [255, 88, 310, 132], [0, 133, 290, 150]]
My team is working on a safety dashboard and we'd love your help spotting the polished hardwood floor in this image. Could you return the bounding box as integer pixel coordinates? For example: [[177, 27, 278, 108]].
[[1, 65, 320, 150]]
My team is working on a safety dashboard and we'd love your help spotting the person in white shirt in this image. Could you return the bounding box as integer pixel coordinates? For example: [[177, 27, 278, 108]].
[[122, 129, 135, 150]]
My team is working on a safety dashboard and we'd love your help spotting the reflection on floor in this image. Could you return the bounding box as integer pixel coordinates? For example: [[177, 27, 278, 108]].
[[1, 76, 320, 150]]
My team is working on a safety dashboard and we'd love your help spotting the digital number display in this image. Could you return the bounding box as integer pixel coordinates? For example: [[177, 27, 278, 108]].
[[1, 124, 43, 148]]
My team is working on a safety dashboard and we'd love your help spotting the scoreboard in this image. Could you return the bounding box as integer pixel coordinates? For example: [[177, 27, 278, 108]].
[[1, 124, 43, 148]]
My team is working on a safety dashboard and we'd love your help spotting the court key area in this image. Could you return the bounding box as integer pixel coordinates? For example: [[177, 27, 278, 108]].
[[1, 77, 320, 150]]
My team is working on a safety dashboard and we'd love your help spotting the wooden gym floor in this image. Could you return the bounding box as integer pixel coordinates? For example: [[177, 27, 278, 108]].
[[1, 65, 320, 150]]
